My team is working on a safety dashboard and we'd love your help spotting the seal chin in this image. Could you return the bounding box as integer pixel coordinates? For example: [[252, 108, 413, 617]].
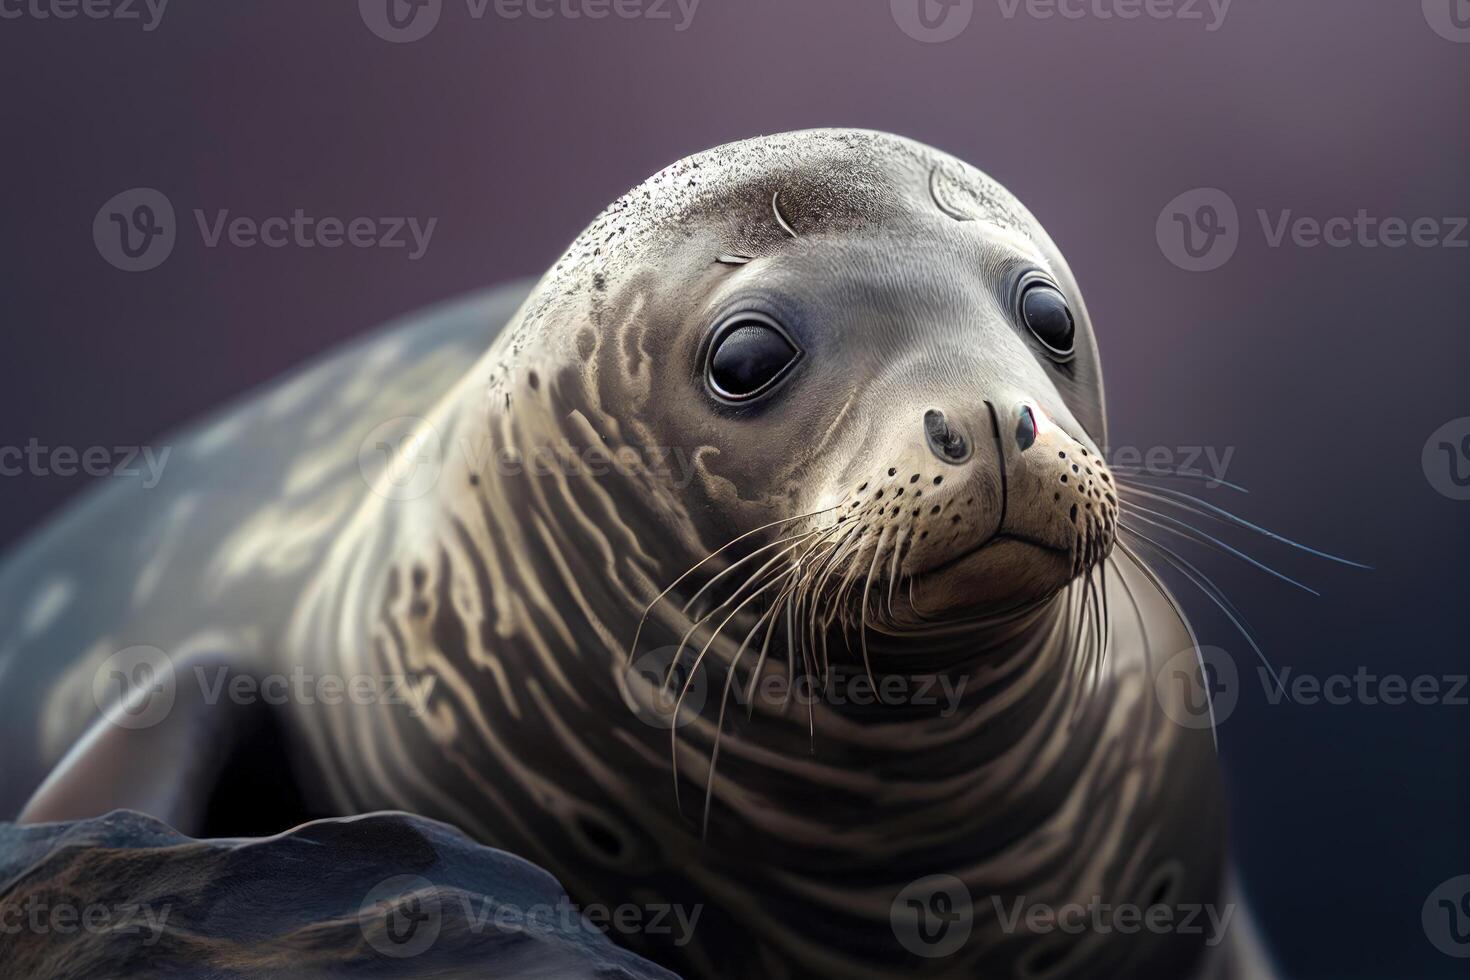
[[905, 535, 1077, 619]]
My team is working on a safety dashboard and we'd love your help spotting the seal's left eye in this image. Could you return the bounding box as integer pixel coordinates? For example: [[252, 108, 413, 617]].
[[1019, 282, 1076, 358], [707, 315, 801, 401]]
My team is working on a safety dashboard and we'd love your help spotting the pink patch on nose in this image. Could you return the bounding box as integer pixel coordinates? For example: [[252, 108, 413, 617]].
[[1027, 403, 1053, 435]]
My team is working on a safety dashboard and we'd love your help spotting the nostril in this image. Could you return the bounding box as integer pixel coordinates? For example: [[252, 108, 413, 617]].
[[924, 409, 971, 464], [1016, 406, 1037, 451]]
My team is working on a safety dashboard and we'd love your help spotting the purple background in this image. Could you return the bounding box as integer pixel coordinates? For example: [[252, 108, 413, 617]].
[[2, 0, 1468, 974]]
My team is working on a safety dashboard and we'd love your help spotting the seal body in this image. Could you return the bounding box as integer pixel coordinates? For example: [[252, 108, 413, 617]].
[[0, 286, 529, 829], [4, 131, 1269, 979]]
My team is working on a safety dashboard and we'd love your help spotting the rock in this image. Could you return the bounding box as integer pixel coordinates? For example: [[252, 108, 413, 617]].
[[0, 809, 683, 980]]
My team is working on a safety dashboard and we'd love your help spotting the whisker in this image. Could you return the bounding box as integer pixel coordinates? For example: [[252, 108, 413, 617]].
[[1121, 523, 1285, 699], [679, 526, 826, 616], [1114, 538, 1215, 748], [807, 529, 864, 675], [1110, 466, 1252, 494], [671, 575, 787, 813], [743, 522, 846, 719], [885, 527, 910, 623], [857, 526, 893, 691], [703, 589, 788, 837], [1111, 547, 1156, 722], [1122, 504, 1320, 595], [744, 572, 799, 718], [1119, 485, 1369, 569], [626, 504, 842, 667], [661, 538, 806, 696]]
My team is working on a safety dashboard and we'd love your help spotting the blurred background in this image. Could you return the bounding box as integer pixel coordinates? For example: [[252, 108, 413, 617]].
[[1, 0, 1467, 975]]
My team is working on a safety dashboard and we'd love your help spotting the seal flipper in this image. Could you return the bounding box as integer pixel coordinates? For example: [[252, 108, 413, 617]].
[[18, 654, 315, 837]]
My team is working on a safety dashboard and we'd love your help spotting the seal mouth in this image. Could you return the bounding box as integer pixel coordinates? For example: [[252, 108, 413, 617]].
[[913, 531, 1069, 579], [905, 533, 1077, 618]]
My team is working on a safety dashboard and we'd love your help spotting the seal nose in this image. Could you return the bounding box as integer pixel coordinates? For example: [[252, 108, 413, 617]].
[[923, 409, 971, 464]]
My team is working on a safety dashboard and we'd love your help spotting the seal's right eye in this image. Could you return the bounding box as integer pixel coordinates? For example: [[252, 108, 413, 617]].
[[1018, 279, 1076, 359], [706, 313, 802, 402]]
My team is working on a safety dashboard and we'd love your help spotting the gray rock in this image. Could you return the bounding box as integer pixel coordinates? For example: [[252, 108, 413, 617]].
[[0, 809, 684, 980]]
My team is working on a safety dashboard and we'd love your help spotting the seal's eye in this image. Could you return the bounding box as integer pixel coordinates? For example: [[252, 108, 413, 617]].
[[707, 314, 802, 401], [1019, 281, 1076, 358]]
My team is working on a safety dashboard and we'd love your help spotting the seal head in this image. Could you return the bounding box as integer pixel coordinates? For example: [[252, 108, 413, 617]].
[[495, 129, 1117, 629]]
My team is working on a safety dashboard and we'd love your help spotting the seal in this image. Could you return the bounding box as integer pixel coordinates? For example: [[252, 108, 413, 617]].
[[3, 130, 1278, 979]]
